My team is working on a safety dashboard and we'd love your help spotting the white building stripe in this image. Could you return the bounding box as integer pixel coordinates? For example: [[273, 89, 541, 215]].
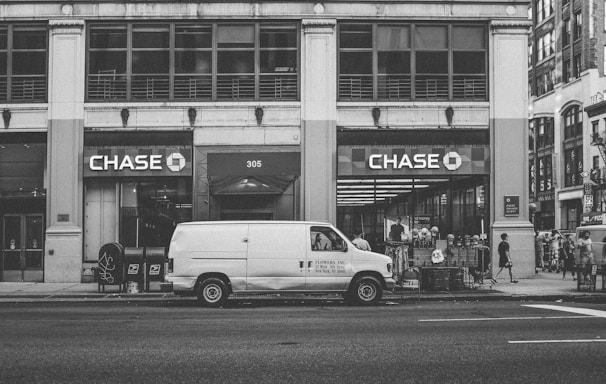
[[523, 304, 606, 318], [509, 339, 606, 344]]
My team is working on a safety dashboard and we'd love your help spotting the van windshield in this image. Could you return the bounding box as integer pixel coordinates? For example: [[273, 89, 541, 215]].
[[310, 226, 346, 251]]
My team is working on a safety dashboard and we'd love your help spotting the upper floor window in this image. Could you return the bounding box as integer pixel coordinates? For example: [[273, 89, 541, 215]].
[[573, 54, 582, 78], [574, 11, 582, 40], [563, 19, 571, 46], [87, 22, 299, 102], [535, 117, 554, 149], [338, 23, 487, 102], [564, 105, 583, 139], [0, 24, 47, 103], [537, 0, 554, 23]]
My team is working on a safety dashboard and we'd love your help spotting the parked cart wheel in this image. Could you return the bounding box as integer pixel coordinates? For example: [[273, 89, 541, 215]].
[[196, 278, 229, 307]]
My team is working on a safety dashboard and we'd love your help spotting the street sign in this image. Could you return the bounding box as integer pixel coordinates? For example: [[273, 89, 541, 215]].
[[504, 195, 520, 216]]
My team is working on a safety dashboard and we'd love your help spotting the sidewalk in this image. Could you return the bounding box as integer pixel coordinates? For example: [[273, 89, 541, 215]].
[[0, 271, 604, 303]]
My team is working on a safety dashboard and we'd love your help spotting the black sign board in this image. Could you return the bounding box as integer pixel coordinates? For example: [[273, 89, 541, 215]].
[[97, 243, 124, 289], [207, 152, 301, 176], [504, 195, 520, 216]]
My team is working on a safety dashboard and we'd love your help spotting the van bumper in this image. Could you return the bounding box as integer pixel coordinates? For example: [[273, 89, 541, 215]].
[[165, 276, 197, 293], [384, 277, 396, 291]]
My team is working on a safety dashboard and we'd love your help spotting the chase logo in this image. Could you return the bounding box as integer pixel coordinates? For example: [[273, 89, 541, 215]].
[[443, 152, 462, 171], [166, 153, 186, 172]]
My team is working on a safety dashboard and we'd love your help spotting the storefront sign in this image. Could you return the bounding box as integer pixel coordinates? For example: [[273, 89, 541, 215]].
[[590, 90, 606, 106], [207, 152, 301, 176], [504, 195, 520, 216], [84, 147, 192, 177], [581, 211, 606, 225], [338, 145, 489, 176]]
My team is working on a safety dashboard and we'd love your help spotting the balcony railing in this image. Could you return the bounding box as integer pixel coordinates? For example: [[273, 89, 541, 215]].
[[453, 75, 487, 101], [3, 76, 47, 102], [0, 77, 7, 102], [216, 75, 255, 100], [339, 75, 373, 101], [415, 75, 449, 101], [131, 75, 170, 100], [87, 73, 127, 101], [377, 75, 412, 101], [174, 75, 212, 101], [259, 74, 297, 100]]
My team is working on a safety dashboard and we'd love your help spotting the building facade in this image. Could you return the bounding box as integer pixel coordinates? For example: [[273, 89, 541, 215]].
[[0, 1, 532, 283], [528, 0, 606, 231]]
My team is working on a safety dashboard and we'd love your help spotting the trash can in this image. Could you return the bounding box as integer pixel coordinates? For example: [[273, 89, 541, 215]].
[[144, 247, 166, 292], [124, 247, 144, 293], [97, 243, 125, 293]]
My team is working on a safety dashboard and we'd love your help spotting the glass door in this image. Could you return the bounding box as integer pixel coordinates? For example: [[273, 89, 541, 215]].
[[1, 214, 44, 282]]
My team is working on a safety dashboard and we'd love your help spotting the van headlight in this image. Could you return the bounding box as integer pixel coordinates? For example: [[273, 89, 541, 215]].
[[387, 263, 392, 273]]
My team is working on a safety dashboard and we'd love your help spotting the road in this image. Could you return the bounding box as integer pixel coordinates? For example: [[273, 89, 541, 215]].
[[1, 299, 606, 383]]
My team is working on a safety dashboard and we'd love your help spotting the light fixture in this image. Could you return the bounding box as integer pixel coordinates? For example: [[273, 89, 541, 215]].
[[372, 107, 380, 126], [445, 106, 454, 126], [255, 107, 264, 125], [188, 107, 197, 128], [2, 109, 11, 129], [120, 108, 129, 127]]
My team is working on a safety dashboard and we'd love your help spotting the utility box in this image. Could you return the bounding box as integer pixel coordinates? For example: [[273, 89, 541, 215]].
[[144, 247, 166, 292], [124, 247, 145, 293]]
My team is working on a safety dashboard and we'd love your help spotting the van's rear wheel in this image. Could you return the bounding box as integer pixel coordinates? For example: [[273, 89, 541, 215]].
[[196, 278, 229, 307], [350, 276, 383, 305]]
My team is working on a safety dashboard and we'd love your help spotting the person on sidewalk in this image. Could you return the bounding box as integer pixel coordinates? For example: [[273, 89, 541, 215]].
[[352, 230, 371, 251], [561, 234, 576, 281], [547, 229, 562, 272], [577, 230, 594, 281], [491, 233, 518, 284], [534, 231, 545, 273]]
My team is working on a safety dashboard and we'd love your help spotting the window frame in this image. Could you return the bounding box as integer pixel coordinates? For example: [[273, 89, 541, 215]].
[[86, 21, 300, 102], [0, 23, 48, 103], [337, 22, 488, 102]]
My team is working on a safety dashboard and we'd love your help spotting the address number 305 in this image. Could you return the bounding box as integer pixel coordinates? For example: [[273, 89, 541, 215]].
[[247, 160, 263, 168]]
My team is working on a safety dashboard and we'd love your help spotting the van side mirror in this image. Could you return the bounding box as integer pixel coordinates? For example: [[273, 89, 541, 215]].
[[342, 244, 348, 252]]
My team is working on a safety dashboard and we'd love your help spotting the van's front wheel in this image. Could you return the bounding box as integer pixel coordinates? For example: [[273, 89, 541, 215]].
[[350, 276, 383, 305], [197, 278, 229, 307]]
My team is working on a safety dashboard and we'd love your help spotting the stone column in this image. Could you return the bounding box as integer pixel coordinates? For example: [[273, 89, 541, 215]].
[[301, 19, 337, 224], [45, 20, 85, 282], [490, 20, 535, 279]]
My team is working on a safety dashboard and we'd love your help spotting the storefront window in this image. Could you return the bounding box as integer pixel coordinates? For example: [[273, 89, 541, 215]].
[[338, 22, 487, 101], [87, 22, 299, 101], [119, 178, 192, 248], [0, 24, 47, 102]]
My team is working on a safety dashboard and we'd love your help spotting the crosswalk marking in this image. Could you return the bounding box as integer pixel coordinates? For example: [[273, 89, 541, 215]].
[[522, 304, 606, 318], [419, 315, 591, 322]]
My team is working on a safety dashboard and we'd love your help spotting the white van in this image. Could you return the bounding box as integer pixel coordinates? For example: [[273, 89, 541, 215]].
[[165, 221, 395, 307]]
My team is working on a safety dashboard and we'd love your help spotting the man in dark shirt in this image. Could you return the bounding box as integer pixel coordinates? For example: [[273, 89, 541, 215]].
[[390, 217, 405, 241], [491, 233, 518, 284]]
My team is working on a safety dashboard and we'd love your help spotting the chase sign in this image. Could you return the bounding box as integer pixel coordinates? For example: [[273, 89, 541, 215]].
[[339, 145, 489, 176], [84, 146, 192, 177]]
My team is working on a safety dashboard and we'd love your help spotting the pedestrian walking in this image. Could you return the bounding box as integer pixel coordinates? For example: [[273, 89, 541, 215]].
[[491, 233, 518, 284], [534, 231, 545, 273], [577, 230, 594, 280], [561, 234, 576, 281], [547, 230, 562, 272], [352, 230, 371, 251]]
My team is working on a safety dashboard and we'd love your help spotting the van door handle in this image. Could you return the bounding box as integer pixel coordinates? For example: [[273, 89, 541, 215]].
[[299, 261, 304, 269], [308, 261, 313, 269], [242, 237, 249, 243]]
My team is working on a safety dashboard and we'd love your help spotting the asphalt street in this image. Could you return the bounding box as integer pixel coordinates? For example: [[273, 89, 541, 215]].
[[1, 300, 606, 383]]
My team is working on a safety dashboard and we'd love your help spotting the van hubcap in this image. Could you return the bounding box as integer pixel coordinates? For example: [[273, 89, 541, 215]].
[[358, 282, 376, 301], [203, 284, 222, 302]]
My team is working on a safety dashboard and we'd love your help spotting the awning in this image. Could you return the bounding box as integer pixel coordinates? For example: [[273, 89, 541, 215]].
[[207, 152, 300, 195]]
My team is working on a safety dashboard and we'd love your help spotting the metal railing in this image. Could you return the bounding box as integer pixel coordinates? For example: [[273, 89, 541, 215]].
[[3, 76, 47, 102], [216, 75, 255, 100], [377, 75, 412, 101], [87, 74, 127, 101], [174, 75, 212, 100], [415, 75, 449, 100], [338, 75, 373, 100], [452, 75, 487, 101], [131, 75, 170, 100], [259, 74, 297, 100], [0, 77, 7, 102]]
